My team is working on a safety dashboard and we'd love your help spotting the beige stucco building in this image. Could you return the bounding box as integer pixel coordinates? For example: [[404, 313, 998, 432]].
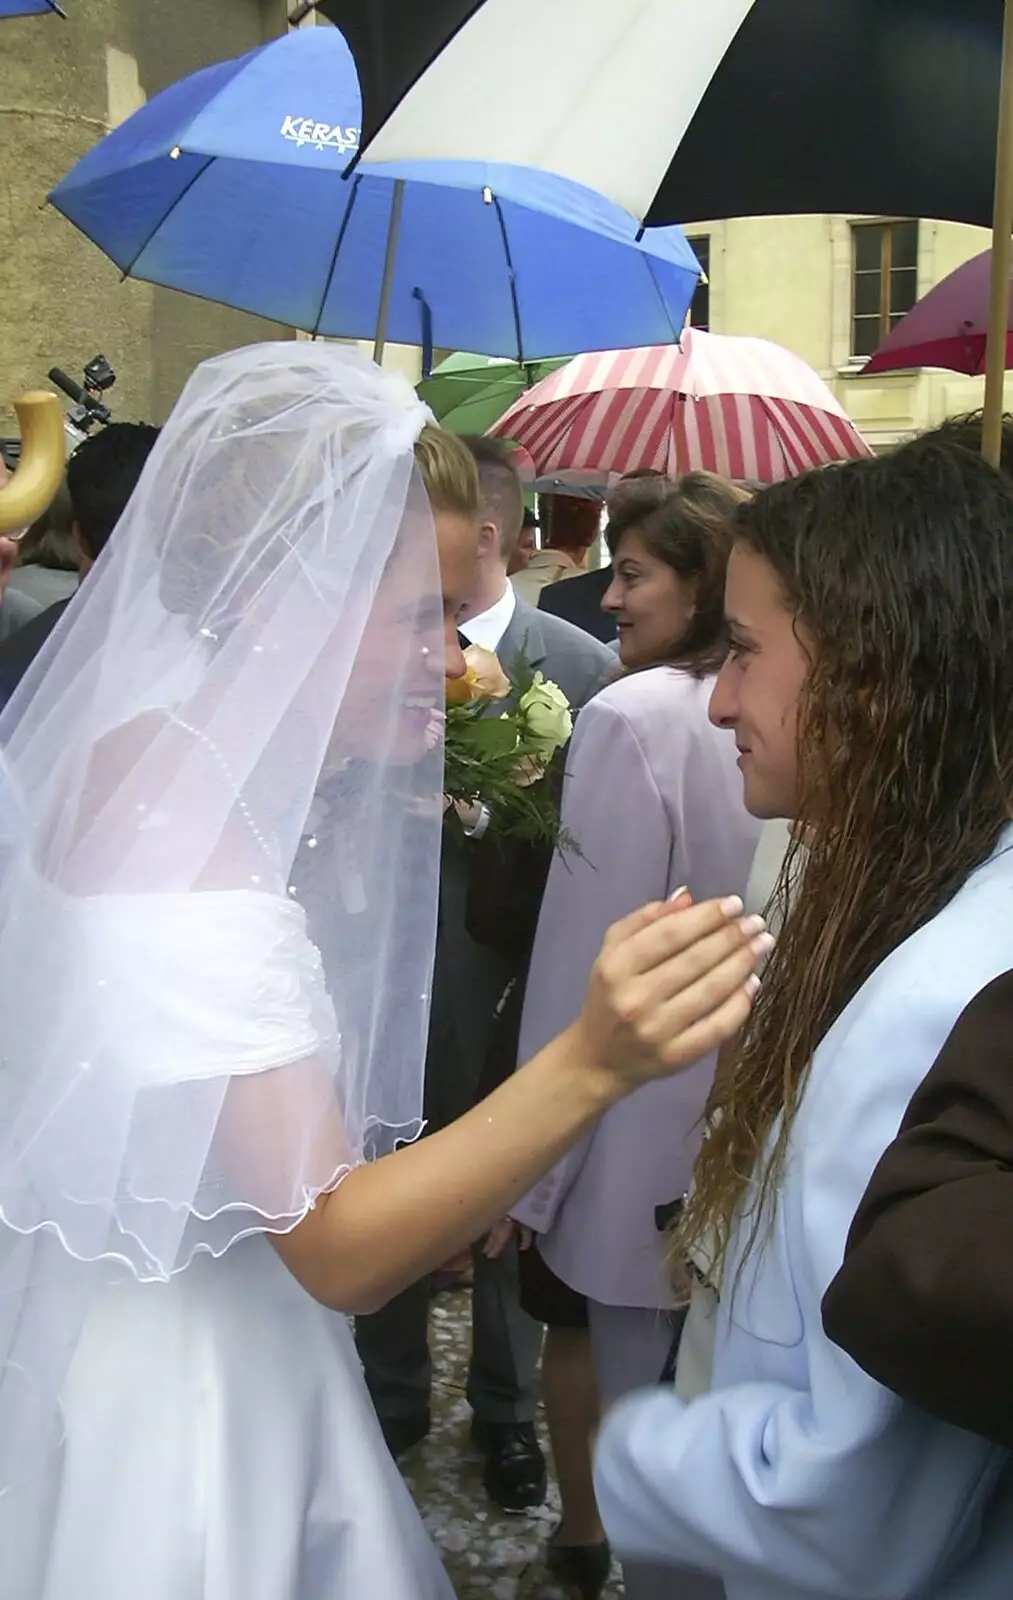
[[0, 0, 309, 431], [686, 215, 1010, 452]]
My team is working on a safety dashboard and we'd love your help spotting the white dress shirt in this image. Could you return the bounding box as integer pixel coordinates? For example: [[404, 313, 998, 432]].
[[459, 581, 516, 653]]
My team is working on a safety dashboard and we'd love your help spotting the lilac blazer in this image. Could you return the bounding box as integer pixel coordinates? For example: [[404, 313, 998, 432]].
[[511, 667, 761, 1309]]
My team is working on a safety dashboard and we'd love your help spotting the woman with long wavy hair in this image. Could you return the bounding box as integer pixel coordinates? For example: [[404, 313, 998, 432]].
[[594, 437, 1013, 1600]]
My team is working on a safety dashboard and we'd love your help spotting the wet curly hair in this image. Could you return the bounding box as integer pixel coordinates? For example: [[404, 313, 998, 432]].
[[677, 439, 1013, 1280]]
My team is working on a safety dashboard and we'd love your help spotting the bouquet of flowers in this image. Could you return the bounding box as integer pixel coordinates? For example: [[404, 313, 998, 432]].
[[443, 643, 575, 851]]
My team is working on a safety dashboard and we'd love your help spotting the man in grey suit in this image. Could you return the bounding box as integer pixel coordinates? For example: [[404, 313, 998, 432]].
[[354, 438, 615, 1512]]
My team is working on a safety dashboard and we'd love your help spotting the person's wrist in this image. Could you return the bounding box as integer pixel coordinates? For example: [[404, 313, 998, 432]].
[[555, 1018, 627, 1115], [463, 802, 491, 840]]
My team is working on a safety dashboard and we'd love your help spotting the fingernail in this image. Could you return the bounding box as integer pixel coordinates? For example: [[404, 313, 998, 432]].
[[745, 974, 761, 998], [668, 884, 689, 901], [750, 931, 776, 958], [739, 913, 766, 938], [719, 895, 744, 917]]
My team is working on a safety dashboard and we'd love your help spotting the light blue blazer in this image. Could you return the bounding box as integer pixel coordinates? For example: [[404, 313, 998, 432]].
[[595, 831, 1013, 1600]]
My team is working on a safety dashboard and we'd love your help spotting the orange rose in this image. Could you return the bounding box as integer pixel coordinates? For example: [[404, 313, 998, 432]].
[[446, 668, 480, 706], [445, 644, 511, 706]]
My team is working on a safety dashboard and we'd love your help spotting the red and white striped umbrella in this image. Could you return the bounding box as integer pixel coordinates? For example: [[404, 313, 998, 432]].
[[488, 329, 870, 484]]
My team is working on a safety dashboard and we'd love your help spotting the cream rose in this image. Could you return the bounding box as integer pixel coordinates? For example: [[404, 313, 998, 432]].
[[517, 673, 572, 759]]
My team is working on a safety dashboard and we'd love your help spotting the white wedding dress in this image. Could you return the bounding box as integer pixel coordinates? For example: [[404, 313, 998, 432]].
[[2, 884, 455, 1600], [43, 1242, 453, 1600]]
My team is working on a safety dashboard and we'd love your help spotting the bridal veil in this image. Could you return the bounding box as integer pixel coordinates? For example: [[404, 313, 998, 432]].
[[0, 343, 447, 1529]]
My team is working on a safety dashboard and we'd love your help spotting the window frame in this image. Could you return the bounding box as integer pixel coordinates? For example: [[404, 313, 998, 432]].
[[686, 235, 711, 332], [850, 219, 919, 361]]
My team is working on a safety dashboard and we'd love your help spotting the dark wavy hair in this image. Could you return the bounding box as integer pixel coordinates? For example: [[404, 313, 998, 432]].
[[606, 470, 748, 674], [66, 422, 161, 559], [677, 441, 1013, 1279], [919, 409, 1013, 480]]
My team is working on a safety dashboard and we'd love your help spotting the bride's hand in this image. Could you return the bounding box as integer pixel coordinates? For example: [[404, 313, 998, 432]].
[[575, 891, 769, 1096]]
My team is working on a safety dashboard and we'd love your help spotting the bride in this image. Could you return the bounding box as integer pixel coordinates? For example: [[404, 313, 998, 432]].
[[0, 344, 762, 1600]]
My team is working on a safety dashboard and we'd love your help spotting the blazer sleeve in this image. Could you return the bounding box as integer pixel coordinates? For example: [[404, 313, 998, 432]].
[[593, 973, 1007, 1598], [510, 692, 672, 1234], [822, 968, 1013, 1448]]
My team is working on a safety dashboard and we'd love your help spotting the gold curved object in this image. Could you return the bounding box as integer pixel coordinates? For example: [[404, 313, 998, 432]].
[[0, 392, 66, 536]]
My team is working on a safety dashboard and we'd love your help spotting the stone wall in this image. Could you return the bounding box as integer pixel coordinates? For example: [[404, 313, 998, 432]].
[[0, 0, 292, 430]]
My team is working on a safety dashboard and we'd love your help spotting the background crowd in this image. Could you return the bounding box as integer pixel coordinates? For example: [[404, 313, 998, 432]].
[[3, 5, 1013, 1600], [1, 394, 1012, 1600]]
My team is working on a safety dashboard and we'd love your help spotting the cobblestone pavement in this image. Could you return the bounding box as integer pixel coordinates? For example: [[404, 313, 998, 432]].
[[397, 1284, 625, 1599]]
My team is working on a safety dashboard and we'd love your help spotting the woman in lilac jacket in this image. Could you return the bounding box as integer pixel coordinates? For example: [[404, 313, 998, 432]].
[[505, 473, 762, 1600]]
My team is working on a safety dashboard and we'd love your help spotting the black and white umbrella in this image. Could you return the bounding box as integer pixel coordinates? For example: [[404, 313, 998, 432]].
[[317, 0, 1003, 231], [315, 0, 1013, 464]]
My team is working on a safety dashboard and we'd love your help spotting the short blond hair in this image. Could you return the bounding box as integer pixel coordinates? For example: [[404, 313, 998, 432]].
[[414, 423, 481, 518]]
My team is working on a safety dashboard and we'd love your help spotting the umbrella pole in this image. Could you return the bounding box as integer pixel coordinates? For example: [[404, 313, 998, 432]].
[[372, 179, 405, 369], [982, 0, 1013, 467]]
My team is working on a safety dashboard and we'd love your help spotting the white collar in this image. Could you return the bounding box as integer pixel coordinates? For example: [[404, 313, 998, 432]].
[[459, 581, 517, 652]]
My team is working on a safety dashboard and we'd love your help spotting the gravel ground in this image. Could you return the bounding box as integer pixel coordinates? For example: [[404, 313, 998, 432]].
[[395, 1284, 625, 1599]]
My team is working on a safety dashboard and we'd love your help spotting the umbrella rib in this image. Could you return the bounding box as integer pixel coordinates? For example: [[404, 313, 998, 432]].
[[311, 172, 362, 339], [491, 196, 525, 366], [643, 254, 682, 344], [119, 153, 216, 280]]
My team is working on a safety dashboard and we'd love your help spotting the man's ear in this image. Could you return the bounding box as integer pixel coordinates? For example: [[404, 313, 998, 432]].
[[477, 518, 500, 559], [72, 521, 89, 561], [72, 521, 95, 575]]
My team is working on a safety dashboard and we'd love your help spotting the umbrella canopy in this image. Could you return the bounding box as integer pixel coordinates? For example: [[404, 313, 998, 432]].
[[489, 330, 870, 484], [417, 352, 567, 433], [0, 0, 64, 14], [48, 29, 700, 362], [863, 251, 1012, 377], [319, 0, 1004, 230]]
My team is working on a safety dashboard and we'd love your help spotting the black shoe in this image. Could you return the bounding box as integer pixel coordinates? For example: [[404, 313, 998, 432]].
[[379, 1408, 431, 1460], [547, 1533, 612, 1600], [470, 1417, 547, 1512]]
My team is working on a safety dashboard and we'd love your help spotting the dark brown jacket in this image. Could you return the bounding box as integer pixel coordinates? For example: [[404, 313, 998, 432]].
[[823, 968, 1013, 1447]]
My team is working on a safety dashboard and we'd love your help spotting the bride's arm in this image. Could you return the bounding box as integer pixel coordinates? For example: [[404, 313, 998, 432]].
[[272, 896, 761, 1313]]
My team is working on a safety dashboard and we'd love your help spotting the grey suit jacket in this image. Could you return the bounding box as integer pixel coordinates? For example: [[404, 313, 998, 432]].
[[425, 597, 616, 1132], [496, 595, 617, 711]]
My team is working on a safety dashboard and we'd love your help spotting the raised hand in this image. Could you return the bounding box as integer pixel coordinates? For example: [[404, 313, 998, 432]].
[[576, 891, 769, 1094]]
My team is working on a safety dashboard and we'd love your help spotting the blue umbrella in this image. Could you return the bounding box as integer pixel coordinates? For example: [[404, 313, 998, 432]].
[[48, 28, 699, 367], [0, 0, 65, 14]]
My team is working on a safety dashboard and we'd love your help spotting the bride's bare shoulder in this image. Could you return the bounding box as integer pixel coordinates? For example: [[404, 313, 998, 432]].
[[42, 712, 250, 889]]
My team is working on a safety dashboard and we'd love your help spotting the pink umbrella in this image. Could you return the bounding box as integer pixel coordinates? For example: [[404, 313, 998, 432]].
[[862, 249, 1008, 376], [488, 329, 869, 483]]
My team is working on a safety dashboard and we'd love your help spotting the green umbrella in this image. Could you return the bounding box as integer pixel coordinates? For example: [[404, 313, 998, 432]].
[[418, 351, 567, 435]]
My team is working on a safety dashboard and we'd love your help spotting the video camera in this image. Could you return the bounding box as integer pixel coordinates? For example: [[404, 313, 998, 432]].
[[49, 353, 116, 440], [0, 354, 117, 471]]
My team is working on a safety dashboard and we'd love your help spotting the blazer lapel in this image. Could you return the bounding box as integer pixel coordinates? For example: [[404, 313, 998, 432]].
[[499, 599, 547, 678], [479, 601, 546, 719]]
